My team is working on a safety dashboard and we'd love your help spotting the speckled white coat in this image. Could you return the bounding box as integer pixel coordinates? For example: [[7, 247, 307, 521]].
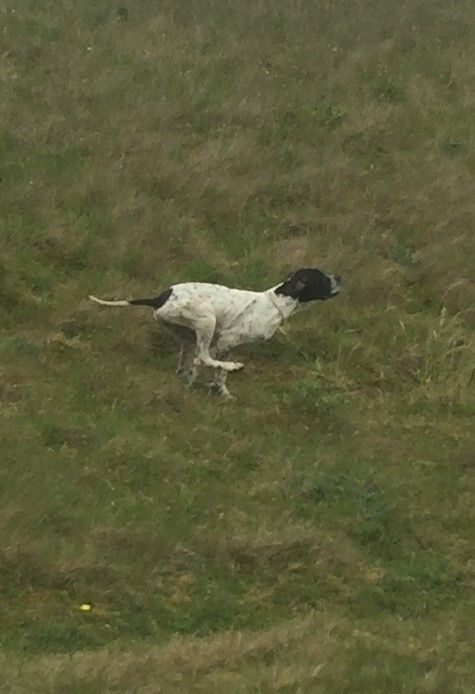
[[154, 282, 298, 355]]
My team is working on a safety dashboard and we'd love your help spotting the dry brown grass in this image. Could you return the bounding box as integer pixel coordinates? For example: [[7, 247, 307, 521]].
[[2, 608, 473, 692]]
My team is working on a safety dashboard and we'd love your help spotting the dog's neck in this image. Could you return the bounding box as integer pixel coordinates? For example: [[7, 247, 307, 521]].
[[265, 287, 299, 321]]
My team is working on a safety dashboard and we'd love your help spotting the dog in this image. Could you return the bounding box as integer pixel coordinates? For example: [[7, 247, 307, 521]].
[[89, 267, 341, 399]]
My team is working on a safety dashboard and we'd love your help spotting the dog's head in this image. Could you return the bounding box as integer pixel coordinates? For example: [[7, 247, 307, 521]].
[[275, 268, 341, 303]]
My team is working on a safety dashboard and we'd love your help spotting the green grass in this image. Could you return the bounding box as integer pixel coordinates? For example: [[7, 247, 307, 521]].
[[1, 0, 474, 690]]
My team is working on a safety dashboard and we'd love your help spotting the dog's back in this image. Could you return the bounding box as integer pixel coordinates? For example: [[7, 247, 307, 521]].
[[163, 282, 262, 328]]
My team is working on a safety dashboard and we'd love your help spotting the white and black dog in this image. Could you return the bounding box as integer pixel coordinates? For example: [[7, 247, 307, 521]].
[[89, 268, 341, 399]]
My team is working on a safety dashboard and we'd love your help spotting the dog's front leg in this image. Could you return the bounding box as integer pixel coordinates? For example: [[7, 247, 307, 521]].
[[208, 363, 234, 400]]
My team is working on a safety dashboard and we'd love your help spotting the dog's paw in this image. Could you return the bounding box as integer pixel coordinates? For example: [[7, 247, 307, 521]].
[[207, 383, 235, 400], [224, 361, 244, 372]]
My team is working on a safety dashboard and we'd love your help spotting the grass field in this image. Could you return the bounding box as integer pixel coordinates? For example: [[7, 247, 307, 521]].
[[1, 0, 474, 690]]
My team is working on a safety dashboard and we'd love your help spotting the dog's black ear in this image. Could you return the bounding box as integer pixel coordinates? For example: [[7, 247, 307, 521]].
[[277, 270, 309, 299], [284, 275, 307, 297]]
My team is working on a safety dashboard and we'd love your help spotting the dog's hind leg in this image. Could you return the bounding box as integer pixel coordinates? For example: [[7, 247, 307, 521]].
[[178, 342, 200, 387], [176, 343, 186, 375], [167, 325, 195, 375], [193, 317, 243, 372], [165, 324, 200, 385], [158, 303, 243, 373]]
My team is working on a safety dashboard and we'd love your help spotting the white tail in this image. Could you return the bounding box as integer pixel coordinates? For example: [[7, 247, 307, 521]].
[[89, 295, 130, 307]]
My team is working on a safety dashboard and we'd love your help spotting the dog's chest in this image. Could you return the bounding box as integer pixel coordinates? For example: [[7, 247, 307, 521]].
[[225, 297, 279, 335], [214, 293, 283, 348]]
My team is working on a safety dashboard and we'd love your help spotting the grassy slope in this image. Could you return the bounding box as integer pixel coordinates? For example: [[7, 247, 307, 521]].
[[1, 0, 474, 690]]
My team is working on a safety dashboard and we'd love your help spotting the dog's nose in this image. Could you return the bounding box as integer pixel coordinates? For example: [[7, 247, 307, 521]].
[[330, 275, 341, 295]]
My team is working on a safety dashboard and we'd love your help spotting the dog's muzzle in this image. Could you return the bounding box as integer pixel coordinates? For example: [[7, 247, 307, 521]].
[[330, 275, 342, 296]]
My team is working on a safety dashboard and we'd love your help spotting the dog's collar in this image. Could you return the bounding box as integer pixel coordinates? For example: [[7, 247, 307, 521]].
[[267, 291, 288, 321]]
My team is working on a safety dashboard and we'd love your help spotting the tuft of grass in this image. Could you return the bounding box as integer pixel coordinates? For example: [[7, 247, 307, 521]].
[[373, 77, 406, 103]]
